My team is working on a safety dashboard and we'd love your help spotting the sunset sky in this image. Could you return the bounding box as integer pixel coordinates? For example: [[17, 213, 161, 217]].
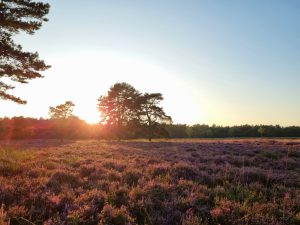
[[1, 0, 300, 125]]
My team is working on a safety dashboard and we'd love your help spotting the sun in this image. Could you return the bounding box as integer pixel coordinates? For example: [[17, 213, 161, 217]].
[[74, 105, 100, 125], [81, 111, 100, 125], [83, 117, 99, 125], [40, 51, 203, 125]]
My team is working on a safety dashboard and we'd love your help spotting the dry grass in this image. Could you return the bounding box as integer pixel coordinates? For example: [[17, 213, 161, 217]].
[[0, 139, 299, 225]]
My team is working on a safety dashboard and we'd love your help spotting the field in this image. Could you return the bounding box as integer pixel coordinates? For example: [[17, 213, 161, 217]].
[[0, 139, 300, 225]]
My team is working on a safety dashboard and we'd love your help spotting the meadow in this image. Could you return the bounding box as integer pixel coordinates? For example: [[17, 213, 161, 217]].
[[0, 139, 299, 225]]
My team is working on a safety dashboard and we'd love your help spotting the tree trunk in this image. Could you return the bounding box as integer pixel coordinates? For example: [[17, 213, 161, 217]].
[[148, 125, 153, 142]]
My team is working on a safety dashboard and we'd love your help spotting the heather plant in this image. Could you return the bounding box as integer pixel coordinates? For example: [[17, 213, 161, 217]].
[[0, 139, 299, 224], [182, 208, 208, 225], [0, 204, 9, 225], [98, 204, 135, 225]]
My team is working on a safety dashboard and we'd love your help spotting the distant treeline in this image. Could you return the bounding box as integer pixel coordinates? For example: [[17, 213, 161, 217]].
[[166, 124, 300, 138], [0, 117, 300, 140]]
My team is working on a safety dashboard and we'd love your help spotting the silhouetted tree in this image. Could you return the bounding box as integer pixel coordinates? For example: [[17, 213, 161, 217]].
[[98, 83, 140, 139], [49, 101, 75, 119], [49, 101, 75, 140], [138, 93, 172, 141], [0, 0, 50, 104]]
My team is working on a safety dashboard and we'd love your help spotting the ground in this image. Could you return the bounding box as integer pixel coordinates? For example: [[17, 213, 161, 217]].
[[0, 139, 300, 225]]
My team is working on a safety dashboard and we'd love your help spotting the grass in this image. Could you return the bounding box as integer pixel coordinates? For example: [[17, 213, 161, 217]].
[[0, 139, 299, 225]]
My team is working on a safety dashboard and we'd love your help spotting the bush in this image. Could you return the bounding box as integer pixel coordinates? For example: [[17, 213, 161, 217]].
[[98, 204, 135, 225]]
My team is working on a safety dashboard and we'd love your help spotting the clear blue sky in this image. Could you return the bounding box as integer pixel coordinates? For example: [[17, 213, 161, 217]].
[[1, 0, 300, 125]]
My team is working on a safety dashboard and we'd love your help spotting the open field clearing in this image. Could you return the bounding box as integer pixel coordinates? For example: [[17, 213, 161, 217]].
[[0, 139, 300, 225]]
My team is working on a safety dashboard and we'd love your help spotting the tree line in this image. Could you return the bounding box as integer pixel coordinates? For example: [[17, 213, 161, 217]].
[[1, 117, 300, 140]]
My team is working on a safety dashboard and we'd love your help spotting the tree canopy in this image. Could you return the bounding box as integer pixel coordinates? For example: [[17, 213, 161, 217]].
[[138, 93, 172, 141], [99, 83, 140, 125], [49, 101, 75, 119], [98, 83, 141, 138], [98, 83, 172, 140], [0, 0, 50, 104]]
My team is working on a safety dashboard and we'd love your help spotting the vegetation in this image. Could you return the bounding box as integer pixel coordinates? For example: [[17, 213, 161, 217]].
[[166, 124, 300, 138], [49, 101, 75, 119], [0, 0, 50, 104], [0, 139, 299, 224], [0, 117, 300, 140], [98, 83, 172, 140], [98, 83, 141, 139], [0, 2, 299, 225], [138, 93, 172, 141]]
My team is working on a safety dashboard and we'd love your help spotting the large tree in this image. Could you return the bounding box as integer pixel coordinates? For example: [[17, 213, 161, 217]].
[[98, 82, 140, 138], [98, 83, 172, 140], [138, 93, 172, 141], [0, 0, 50, 104]]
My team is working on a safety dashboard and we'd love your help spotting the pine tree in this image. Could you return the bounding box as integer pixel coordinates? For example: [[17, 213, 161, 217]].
[[98, 82, 141, 139], [98, 83, 140, 126], [0, 0, 50, 104], [49, 101, 75, 119], [138, 93, 172, 141]]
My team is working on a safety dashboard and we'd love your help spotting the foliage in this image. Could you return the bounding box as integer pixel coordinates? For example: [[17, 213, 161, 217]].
[[0, 0, 50, 104], [1, 117, 300, 140], [98, 83, 172, 140], [167, 124, 300, 138], [258, 127, 266, 137], [49, 101, 75, 119], [99, 204, 135, 225], [98, 83, 140, 139], [0, 139, 299, 224], [138, 93, 172, 141]]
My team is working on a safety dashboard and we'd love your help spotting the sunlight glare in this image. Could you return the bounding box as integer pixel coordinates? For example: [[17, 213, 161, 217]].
[[0, 51, 205, 124]]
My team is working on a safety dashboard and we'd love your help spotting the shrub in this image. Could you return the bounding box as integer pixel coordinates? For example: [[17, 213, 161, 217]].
[[69, 189, 106, 224], [0, 204, 9, 225], [182, 208, 207, 225], [210, 199, 246, 225], [0, 159, 22, 176], [47, 171, 82, 193], [98, 204, 135, 225], [122, 170, 140, 187], [170, 162, 198, 180], [108, 188, 129, 207]]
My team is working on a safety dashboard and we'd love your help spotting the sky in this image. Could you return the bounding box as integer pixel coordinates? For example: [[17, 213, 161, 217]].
[[1, 0, 300, 125]]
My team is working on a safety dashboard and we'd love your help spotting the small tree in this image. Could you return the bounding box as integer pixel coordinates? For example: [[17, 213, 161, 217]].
[[0, 0, 50, 104], [138, 93, 172, 141], [258, 127, 266, 137], [49, 101, 75, 140], [49, 101, 75, 119]]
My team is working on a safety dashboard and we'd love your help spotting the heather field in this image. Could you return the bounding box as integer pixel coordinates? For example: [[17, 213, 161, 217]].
[[0, 139, 300, 225]]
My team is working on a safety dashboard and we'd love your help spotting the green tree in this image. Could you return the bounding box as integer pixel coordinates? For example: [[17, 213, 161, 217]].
[[138, 93, 172, 141], [258, 127, 266, 137], [98, 82, 140, 139], [0, 0, 50, 104], [49, 101, 75, 119]]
